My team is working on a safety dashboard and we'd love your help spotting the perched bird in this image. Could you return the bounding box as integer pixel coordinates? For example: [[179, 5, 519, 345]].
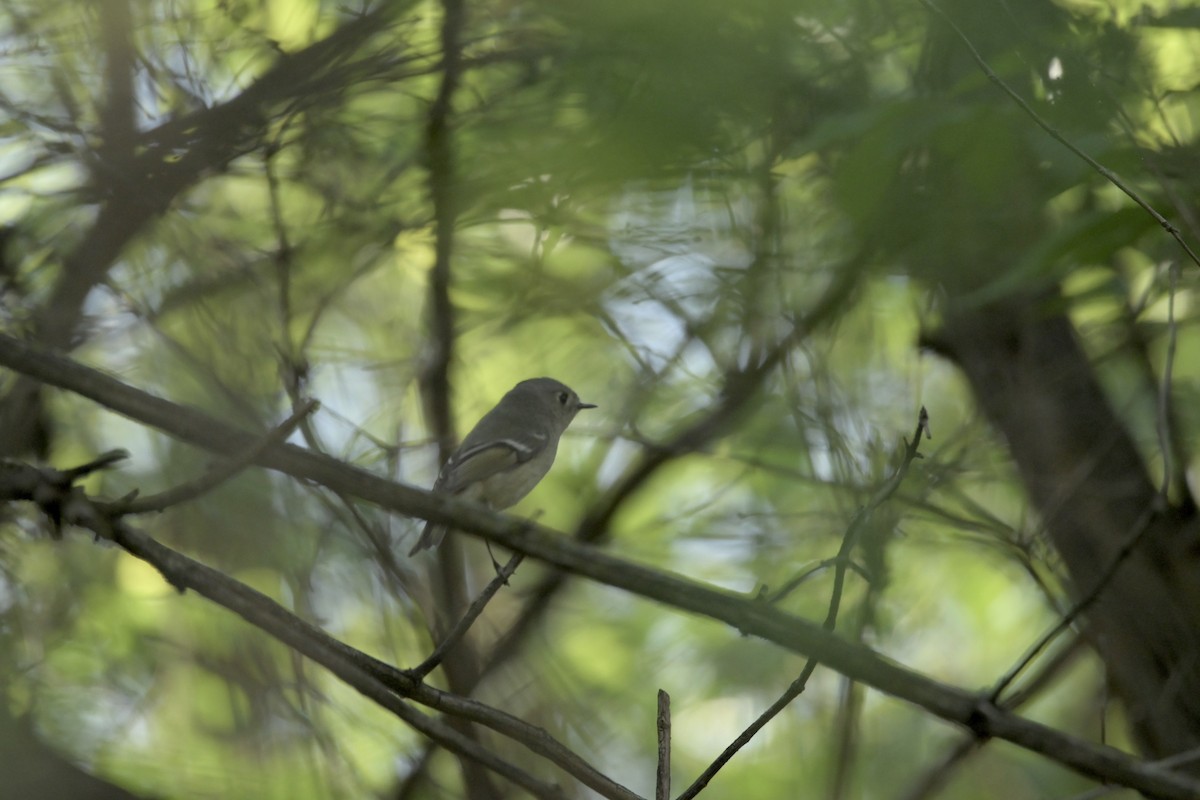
[[409, 377, 596, 555]]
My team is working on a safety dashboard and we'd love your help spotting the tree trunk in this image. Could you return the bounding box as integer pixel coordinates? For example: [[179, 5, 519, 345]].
[[930, 295, 1200, 758]]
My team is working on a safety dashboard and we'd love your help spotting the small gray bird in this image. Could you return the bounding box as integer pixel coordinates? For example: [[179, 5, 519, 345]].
[[409, 377, 596, 555]]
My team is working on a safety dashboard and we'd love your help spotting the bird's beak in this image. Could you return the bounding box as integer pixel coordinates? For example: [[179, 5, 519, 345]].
[[578, 402, 598, 410]]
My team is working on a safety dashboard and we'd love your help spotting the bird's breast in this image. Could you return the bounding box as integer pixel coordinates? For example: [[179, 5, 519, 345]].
[[474, 446, 557, 509]]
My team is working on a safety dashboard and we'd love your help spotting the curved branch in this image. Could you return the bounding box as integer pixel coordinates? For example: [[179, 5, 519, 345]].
[[0, 456, 639, 800], [0, 335, 1198, 798]]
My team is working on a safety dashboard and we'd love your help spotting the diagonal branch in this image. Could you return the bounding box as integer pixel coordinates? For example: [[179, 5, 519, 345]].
[[916, 0, 1200, 273], [38, 3, 406, 352], [106, 523, 583, 800], [410, 552, 524, 680], [678, 408, 930, 800], [0, 457, 641, 800], [119, 399, 318, 514], [1, 335, 1200, 797], [485, 259, 862, 672]]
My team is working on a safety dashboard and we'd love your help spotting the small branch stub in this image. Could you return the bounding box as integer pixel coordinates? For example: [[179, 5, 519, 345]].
[[657, 689, 671, 800]]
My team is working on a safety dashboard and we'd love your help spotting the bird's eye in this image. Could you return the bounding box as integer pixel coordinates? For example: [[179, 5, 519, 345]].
[[557, 391, 570, 405]]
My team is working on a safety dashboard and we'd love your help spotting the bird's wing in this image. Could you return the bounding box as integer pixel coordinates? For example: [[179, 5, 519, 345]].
[[440, 433, 547, 493]]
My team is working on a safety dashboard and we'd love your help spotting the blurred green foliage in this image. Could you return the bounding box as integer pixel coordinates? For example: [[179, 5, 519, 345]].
[[0, 0, 1197, 797]]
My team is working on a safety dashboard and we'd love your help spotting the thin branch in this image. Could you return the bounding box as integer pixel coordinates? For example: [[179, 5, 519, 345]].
[[916, 0, 1200, 274], [0, 3, 407, 458], [679, 664, 816, 800], [119, 399, 318, 514], [1156, 263, 1180, 503], [898, 637, 1086, 800], [485, 259, 862, 674], [2, 340, 1199, 798], [678, 408, 931, 800], [411, 552, 524, 680], [581, 262, 860, 543], [657, 690, 671, 800], [0, 449, 128, 536], [421, 0, 465, 461], [766, 555, 872, 605], [768, 556, 873, 606], [1064, 747, 1200, 800], [106, 523, 573, 800], [987, 506, 1154, 704], [0, 458, 643, 800], [58, 449, 132, 481], [45, 4, 403, 351], [898, 737, 976, 800]]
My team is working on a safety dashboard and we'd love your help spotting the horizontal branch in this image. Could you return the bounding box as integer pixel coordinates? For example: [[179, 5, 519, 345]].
[[1, 333, 1197, 799]]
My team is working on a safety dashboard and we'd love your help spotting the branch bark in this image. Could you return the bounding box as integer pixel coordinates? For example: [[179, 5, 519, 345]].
[[0, 457, 641, 800], [1, 334, 1198, 798], [928, 296, 1200, 759]]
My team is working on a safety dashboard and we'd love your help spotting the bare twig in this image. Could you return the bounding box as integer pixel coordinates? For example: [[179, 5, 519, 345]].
[[0, 457, 641, 800], [679, 407, 931, 800], [411, 552, 524, 680], [768, 561, 873, 604], [583, 265, 861, 543], [898, 637, 1086, 800], [766, 555, 872, 605], [118, 399, 318, 514], [1156, 263, 1180, 503], [0, 449, 128, 536], [0, 3, 406, 458], [1063, 746, 1200, 800], [59, 449, 131, 480], [987, 506, 1154, 704], [106, 523, 577, 800], [898, 736, 977, 800], [656, 690, 671, 800], [486, 260, 862, 674], [1, 342, 1199, 798]]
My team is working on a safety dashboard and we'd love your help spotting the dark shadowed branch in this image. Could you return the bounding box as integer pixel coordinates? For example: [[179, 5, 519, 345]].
[[410, 552, 524, 680], [0, 457, 641, 800], [0, 339, 1196, 796], [119, 399, 319, 514]]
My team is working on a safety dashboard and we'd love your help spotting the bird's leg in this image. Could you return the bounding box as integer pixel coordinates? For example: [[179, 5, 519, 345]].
[[487, 510, 544, 581], [485, 539, 504, 578]]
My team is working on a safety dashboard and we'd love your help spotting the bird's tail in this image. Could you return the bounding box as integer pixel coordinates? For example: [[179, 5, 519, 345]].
[[408, 520, 445, 556]]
